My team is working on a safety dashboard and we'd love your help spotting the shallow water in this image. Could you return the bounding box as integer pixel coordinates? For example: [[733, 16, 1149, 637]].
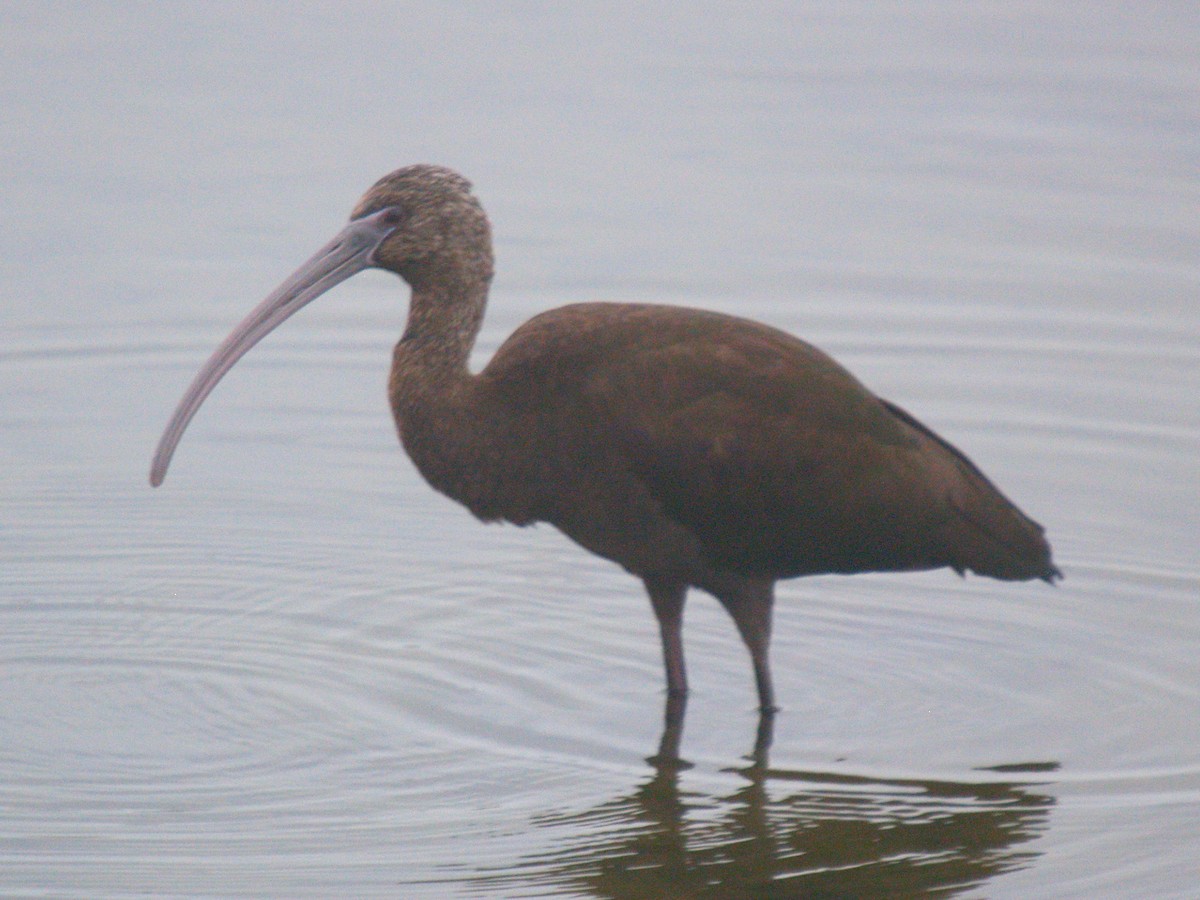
[[3, 4, 1198, 897]]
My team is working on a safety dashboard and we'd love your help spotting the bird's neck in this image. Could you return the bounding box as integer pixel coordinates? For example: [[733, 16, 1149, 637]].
[[389, 279, 527, 523], [389, 276, 489, 456], [398, 276, 489, 373]]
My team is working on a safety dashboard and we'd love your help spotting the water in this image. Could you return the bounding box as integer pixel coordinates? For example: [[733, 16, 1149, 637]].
[[2, 3, 1198, 897]]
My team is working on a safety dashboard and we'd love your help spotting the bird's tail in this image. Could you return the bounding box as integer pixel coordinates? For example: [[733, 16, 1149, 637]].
[[882, 400, 1062, 584]]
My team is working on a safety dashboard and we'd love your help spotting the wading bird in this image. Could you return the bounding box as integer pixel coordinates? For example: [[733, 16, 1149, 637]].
[[151, 165, 1060, 713]]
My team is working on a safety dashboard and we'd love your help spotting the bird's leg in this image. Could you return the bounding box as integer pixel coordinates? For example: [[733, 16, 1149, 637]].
[[717, 580, 778, 714], [643, 577, 688, 699]]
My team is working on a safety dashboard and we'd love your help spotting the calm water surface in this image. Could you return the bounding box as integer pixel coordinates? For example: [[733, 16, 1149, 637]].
[[2, 4, 1198, 897]]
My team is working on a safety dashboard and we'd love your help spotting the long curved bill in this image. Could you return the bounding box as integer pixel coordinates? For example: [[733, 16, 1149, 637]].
[[150, 207, 399, 487]]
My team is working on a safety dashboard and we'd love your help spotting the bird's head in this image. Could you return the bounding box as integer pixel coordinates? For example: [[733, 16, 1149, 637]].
[[149, 164, 491, 487], [352, 165, 493, 289]]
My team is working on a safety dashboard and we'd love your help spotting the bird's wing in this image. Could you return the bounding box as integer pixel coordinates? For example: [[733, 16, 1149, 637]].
[[574, 312, 948, 576], [487, 303, 1054, 580]]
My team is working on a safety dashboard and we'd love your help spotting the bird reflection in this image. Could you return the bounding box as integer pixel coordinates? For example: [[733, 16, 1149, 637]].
[[465, 706, 1057, 899]]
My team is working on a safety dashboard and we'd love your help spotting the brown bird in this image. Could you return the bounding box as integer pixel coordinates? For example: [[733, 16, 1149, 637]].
[[151, 165, 1060, 713]]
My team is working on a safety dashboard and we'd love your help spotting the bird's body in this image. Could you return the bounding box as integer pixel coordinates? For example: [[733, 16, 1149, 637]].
[[398, 300, 1054, 582], [152, 165, 1060, 713]]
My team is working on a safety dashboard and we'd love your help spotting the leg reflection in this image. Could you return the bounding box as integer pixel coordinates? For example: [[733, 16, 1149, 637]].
[[749, 707, 775, 769], [646, 691, 691, 771], [646, 694, 776, 772], [465, 700, 1057, 899]]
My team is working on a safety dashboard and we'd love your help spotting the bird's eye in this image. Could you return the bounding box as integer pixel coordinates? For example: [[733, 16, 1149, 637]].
[[380, 206, 405, 227]]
